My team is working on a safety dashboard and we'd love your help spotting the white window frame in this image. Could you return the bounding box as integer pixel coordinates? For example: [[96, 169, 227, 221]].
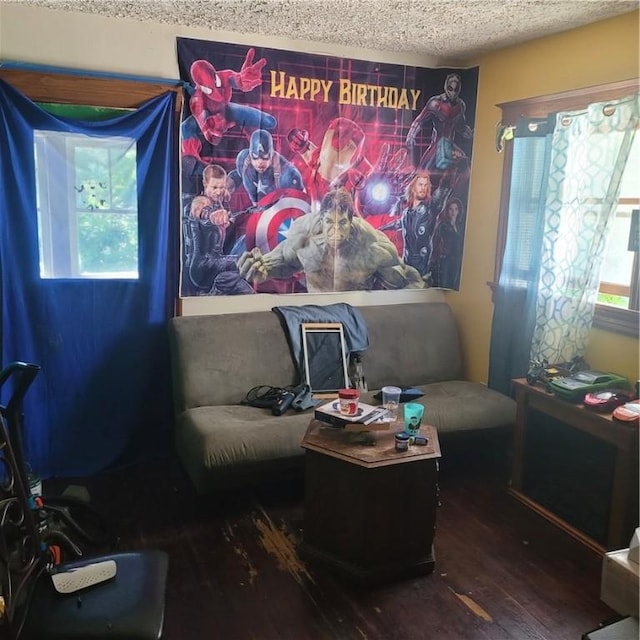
[[34, 130, 139, 280], [493, 79, 640, 338]]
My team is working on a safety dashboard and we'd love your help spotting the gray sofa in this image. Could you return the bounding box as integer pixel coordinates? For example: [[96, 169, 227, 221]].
[[168, 302, 516, 494]]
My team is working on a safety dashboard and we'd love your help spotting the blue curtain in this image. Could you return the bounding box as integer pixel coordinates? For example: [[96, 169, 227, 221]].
[[0, 79, 177, 478], [487, 116, 554, 395]]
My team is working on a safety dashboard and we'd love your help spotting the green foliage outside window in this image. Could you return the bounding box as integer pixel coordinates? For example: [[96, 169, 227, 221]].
[[597, 293, 629, 307], [78, 213, 138, 274], [74, 144, 138, 275]]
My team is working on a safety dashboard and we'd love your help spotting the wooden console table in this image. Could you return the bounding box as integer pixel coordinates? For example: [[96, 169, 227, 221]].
[[510, 378, 639, 554]]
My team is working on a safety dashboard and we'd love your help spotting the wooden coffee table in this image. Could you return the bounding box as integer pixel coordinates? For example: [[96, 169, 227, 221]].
[[299, 418, 441, 584]]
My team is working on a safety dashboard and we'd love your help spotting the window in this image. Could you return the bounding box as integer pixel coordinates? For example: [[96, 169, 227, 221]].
[[495, 80, 640, 337], [597, 133, 639, 311], [0, 67, 182, 286], [35, 129, 138, 279]]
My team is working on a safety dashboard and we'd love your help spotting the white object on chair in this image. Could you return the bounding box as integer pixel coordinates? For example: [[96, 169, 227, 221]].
[[51, 559, 117, 594]]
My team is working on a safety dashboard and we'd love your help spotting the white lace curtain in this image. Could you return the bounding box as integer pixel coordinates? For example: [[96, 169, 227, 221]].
[[530, 94, 639, 364]]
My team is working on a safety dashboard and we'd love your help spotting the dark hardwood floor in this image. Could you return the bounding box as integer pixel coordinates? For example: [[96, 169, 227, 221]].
[[45, 433, 616, 639]]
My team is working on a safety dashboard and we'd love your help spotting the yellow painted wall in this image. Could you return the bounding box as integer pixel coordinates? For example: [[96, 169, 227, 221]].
[[453, 11, 639, 383]]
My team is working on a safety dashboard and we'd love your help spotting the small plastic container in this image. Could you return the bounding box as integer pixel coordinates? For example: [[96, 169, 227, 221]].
[[338, 388, 360, 416], [381, 386, 402, 421], [395, 431, 411, 452]]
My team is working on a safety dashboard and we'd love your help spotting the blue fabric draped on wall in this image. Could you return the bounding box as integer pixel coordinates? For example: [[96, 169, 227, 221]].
[[0, 79, 177, 478]]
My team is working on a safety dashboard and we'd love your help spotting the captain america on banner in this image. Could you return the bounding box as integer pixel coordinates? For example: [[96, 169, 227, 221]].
[[233, 129, 305, 205], [177, 36, 478, 296]]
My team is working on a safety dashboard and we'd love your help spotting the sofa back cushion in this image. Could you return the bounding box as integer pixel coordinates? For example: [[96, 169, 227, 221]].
[[359, 302, 463, 389], [169, 301, 463, 413], [169, 310, 298, 412]]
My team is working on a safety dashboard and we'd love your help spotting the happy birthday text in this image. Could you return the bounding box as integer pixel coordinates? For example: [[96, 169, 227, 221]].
[[269, 71, 421, 110]]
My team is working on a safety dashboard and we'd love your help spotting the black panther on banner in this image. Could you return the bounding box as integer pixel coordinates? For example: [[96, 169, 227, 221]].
[[177, 37, 478, 296]]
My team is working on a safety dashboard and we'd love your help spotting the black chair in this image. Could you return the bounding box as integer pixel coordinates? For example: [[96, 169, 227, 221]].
[[0, 368, 168, 639]]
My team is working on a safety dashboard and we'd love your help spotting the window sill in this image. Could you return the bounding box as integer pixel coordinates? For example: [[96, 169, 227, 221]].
[[488, 284, 639, 338], [592, 305, 639, 337]]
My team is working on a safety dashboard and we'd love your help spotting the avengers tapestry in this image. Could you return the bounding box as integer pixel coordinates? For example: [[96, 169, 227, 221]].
[[177, 37, 478, 296]]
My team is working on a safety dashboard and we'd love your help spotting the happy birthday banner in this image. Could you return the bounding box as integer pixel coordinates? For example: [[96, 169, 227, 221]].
[[177, 37, 478, 297]]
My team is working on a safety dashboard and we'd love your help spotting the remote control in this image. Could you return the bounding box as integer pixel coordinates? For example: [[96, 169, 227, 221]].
[[51, 559, 117, 594], [363, 408, 388, 425]]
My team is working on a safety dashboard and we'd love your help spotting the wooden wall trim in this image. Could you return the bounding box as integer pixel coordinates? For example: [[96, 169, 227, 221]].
[[0, 68, 182, 111], [497, 78, 639, 125]]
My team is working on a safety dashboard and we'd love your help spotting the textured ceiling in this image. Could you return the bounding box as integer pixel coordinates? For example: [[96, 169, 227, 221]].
[[4, 0, 639, 62]]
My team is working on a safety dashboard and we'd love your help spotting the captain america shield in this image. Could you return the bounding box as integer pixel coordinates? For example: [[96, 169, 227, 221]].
[[245, 188, 311, 254]]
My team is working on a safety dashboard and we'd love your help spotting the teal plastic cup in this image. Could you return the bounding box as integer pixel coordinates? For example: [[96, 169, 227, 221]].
[[403, 402, 424, 435]]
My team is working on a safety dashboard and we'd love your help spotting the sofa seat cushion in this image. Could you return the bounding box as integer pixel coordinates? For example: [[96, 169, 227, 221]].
[[363, 380, 516, 434], [175, 404, 313, 492]]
